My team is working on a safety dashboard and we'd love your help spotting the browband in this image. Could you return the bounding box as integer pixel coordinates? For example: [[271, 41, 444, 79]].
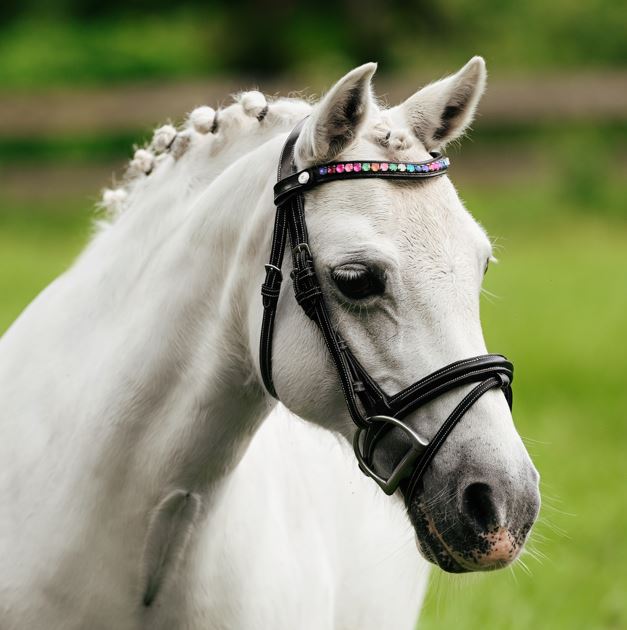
[[274, 155, 450, 205], [260, 119, 514, 501]]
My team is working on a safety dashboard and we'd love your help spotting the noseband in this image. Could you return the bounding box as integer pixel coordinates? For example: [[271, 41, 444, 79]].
[[260, 120, 514, 501]]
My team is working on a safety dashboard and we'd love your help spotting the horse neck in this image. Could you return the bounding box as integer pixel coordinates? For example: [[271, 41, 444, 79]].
[[0, 133, 283, 617]]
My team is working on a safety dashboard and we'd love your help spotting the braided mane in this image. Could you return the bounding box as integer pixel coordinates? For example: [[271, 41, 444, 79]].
[[99, 91, 313, 223]]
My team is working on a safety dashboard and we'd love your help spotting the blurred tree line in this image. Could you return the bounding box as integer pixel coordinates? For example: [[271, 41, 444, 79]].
[[0, 0, 624, 88]]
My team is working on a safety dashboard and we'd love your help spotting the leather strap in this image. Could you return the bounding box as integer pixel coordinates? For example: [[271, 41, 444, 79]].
[[274, 154, 450, 205], [403, 374, 510, 500], [259, 121, 305, 397]]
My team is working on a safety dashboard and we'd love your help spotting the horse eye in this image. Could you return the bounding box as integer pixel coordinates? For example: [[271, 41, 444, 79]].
[[331, 264, 385, 300]]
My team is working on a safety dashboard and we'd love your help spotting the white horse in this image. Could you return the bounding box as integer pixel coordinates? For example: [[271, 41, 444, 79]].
[[0, 57, 540, 629]]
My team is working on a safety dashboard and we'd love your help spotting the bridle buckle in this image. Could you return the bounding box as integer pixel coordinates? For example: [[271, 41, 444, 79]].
[[292, 242, 312, 261], [264, 263, 283, 282], [261, 264, 283, 308]]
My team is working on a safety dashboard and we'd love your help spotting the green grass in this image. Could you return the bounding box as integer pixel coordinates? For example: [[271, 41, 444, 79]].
[[0, 199, 89, 332], [0, 178, 626, 630]]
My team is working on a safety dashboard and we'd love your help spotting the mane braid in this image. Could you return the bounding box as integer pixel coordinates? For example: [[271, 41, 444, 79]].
[[98, 92, 314, 226]]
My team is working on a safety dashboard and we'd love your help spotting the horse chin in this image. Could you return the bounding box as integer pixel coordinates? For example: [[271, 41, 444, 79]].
[[413, 530, 471, 574], [409, 501, 522, 574], [412, 519, 474, 574]]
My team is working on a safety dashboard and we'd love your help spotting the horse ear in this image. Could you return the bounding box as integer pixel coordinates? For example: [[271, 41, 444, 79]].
[[400, 56, 487, 151], [296, 63, 377, 165]]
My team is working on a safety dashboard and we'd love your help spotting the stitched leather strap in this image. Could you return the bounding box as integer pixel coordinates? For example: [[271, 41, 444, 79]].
[[259, 121, 305, 397]]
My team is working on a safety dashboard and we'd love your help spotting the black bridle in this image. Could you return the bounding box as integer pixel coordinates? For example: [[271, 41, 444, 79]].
[[260, 120, 514, 501]]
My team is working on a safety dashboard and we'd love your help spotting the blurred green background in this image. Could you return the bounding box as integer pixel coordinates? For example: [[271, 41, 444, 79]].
[[0, 2, 625, 629]]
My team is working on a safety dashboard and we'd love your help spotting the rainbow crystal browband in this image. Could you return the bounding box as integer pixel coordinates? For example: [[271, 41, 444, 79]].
[[273, 153, 450, 205]]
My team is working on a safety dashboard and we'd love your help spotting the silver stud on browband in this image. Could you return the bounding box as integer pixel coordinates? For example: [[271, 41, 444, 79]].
[[298, 171, 310, 184]]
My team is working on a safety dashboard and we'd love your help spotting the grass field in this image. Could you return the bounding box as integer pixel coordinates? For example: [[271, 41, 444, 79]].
[[0, 174, 625, 629]]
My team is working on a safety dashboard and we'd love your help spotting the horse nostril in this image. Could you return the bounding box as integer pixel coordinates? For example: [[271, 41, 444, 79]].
[[462, 482, 500, 531]]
